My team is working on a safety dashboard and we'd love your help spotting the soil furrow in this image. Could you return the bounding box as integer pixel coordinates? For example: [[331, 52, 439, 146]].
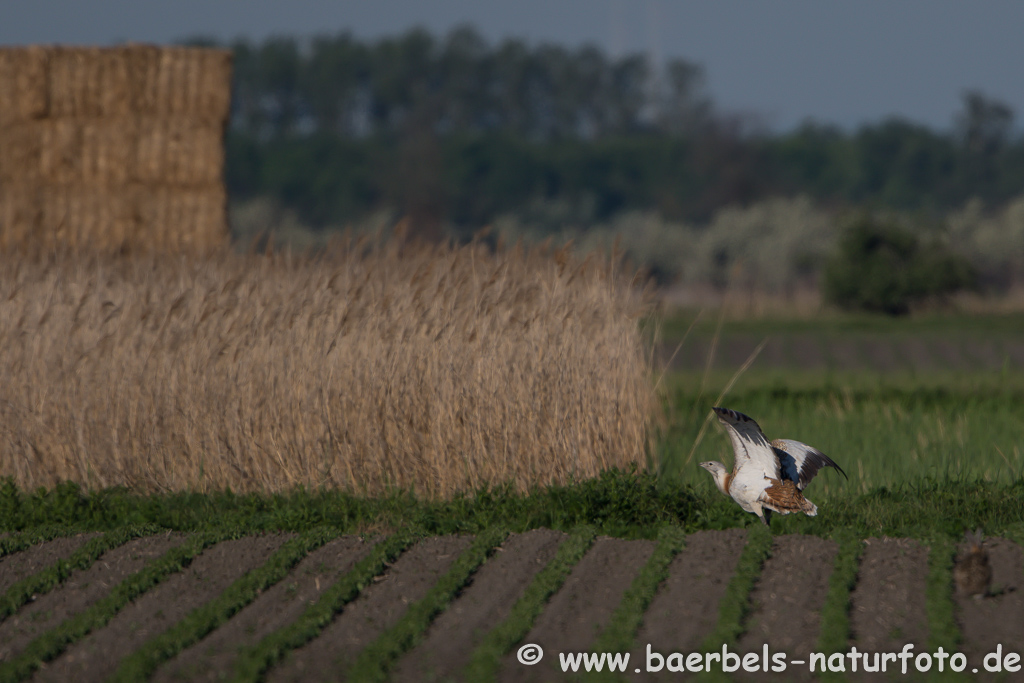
[[0, 532, 185, 662], [953, 537, 1024, 676], [391, 528, 566, 683], [265, 534, 473, 683], [0, 534, 100, 597], [30, 534, 290, 683], [848, 537, 929, 670], [737, 534, 838, 680], [627, 528, 748, 682], [499, 536, 656, 683], [152, 535, 373, 683]]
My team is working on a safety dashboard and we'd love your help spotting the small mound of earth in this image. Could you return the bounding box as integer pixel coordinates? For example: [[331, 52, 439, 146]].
[[954, 537, 1024, 675]]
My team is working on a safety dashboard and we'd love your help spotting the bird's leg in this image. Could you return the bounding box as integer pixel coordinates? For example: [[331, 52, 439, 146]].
[[760, 509, 772, 527]]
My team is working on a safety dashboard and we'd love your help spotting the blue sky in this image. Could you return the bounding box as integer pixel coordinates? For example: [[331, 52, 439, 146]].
[[4, 0, 1023, 132]]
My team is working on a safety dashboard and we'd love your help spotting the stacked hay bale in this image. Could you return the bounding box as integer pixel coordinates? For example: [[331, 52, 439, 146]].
[[0, 45, 231, 253]]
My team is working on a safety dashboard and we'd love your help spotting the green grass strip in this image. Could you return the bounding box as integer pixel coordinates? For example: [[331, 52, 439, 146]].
[[583, 524, 687, 682], [108, 527, 342, 683], [345, 527, 509, 683], [814, 531, 865, 683], [0, 525, 88, 560], [462, 525, 597, 682], [694, 524, 773, 683], [0, 528, 230, 683], [700, 525, 773, 651], [593, 525, 687, 654], [0, 524, 159, 622], [229, 531, 417, 683], [925, 535, 960, 653]]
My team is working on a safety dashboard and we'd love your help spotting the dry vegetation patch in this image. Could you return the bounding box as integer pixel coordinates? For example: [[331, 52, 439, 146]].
[[0, 239, 653, 497]]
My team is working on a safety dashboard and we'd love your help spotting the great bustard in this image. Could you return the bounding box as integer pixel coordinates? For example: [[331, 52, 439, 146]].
[[700, 407, 847, 526]]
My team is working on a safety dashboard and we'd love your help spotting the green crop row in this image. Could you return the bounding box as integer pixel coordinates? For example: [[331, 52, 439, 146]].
[[346, 527, 509, 682], [109, 527, 343, 683], [462, 526, 597, 681], [583, 524, 688, 683], [0, 529, 232, 683], [0, 525, 159, 622], [0, 525, 91, 560], [228, 531, 416, 683]]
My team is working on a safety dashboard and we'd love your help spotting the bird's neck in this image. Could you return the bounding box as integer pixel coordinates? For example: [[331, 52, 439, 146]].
[[715, 471, 732, 496]]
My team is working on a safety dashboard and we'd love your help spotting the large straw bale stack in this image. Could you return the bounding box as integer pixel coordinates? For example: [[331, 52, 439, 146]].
[[0, 185, 40, 249], [48, 46, 133, 118], [0, 47, 49, 125], [135, 118, 224, 185], [137, 185, 227, 252], [0, 44, 231, 254], [0, 122, 43, 183]]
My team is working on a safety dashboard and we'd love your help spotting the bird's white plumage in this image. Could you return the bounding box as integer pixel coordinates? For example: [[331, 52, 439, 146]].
[[700, 407, 847, 525]]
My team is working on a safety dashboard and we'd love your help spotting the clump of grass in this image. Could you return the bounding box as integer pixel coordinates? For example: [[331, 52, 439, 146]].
[[0, 239, 653, 498]]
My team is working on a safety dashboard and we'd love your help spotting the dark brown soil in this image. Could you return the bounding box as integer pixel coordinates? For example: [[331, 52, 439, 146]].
[[31, 534, 291, 683], [627, 528, 748, 682], [849, 538, 929, 658], [737, 535, 838, 680], [153, 535, 374, 683], [954, 537, 1024, 673], [0, 534, 100, 597], [500, 536, 655, 683], [266, 534, 474, 683], [0, 532, 185, 661], [391, 529, 566, 683]]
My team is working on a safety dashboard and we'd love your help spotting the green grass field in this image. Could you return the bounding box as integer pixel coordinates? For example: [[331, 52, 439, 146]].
[[2, 310, 1022, 540]]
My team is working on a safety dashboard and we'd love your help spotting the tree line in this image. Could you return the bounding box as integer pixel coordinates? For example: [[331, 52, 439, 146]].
[[194, 27, 1024, 235]]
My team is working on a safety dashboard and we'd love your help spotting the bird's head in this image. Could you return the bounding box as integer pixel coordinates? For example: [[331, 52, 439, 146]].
[[699, 460, 730, 495]]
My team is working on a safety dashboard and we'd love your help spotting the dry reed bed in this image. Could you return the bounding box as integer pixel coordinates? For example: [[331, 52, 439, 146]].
[[0, 241, 653, 497]]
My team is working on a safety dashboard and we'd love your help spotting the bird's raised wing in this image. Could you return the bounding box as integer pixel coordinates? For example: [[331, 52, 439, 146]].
[[771, 438, 847, 491], [712, 407, 779, 479]]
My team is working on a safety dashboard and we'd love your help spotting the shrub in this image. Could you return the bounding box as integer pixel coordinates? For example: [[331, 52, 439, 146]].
[[824, 216, 976, 315]]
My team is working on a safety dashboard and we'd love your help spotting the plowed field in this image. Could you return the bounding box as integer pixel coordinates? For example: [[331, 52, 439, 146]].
[[1, 529, 1021, 681]]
